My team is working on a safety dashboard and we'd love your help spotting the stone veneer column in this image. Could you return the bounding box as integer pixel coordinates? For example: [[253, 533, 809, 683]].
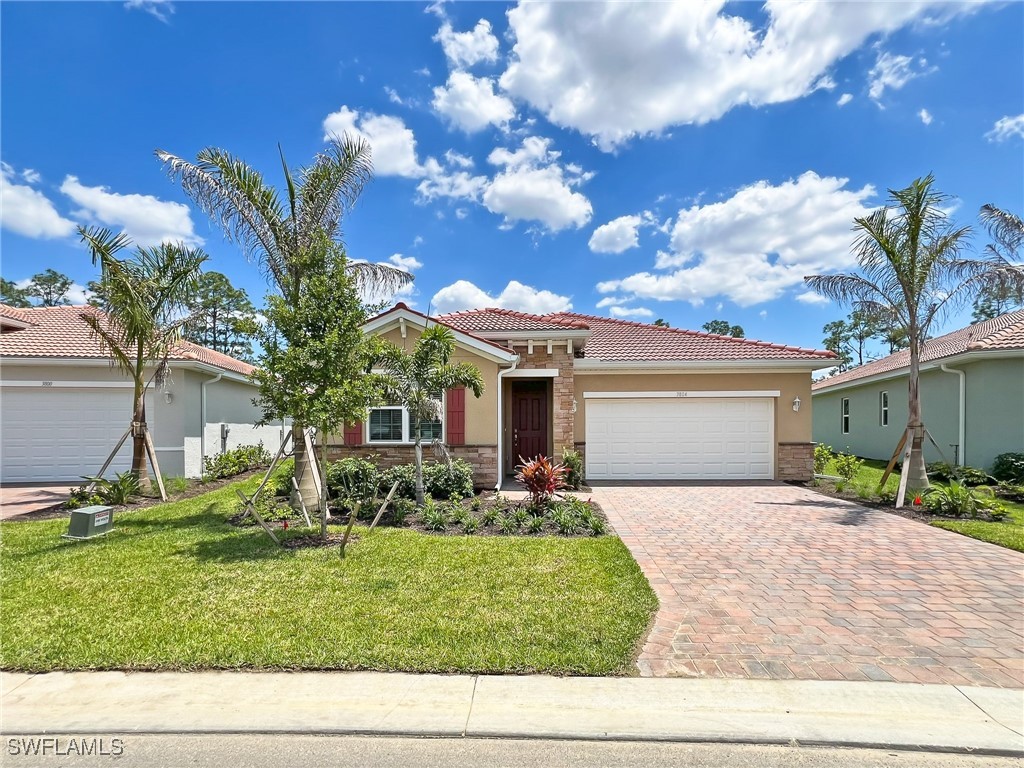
[[778, 442, 813, 481]]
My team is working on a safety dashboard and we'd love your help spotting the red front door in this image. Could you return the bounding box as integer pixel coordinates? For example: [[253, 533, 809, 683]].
[[512, 382, 548, 465]]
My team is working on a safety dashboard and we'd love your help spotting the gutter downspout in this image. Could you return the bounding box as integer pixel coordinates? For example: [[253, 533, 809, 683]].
[[495, 355, 521, 490], [940, 364, 965, 465], [200, 373, 224, 469]]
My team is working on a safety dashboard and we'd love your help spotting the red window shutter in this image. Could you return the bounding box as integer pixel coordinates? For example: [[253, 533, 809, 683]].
[[343, 421, 362, 446], [446, 388, 466, 445]]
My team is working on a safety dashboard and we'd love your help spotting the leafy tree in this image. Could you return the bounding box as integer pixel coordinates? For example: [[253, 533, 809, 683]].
[[184, 271, 259, 361], [971, 205, 1024, 321], [157, 137, 412, 507], [805, 174, 1024, 493], [78, 227, 206, 486], [375, 325, 484, 506], [702, 319, 744, 337], [653, 318, 669, 327], [252, 237, 376, 538], [821, 319, 854, 372], [26, 269, 73, 306], [0, 278, 31, 307]]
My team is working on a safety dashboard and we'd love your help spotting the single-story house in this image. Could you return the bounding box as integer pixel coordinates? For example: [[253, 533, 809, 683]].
[[0, 304, 279, 483], [811, 310, 1024, 470], [327, 303, 836, 487]]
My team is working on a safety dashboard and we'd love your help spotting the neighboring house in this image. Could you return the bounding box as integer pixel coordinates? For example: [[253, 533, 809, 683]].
[[328, 303, 836, 487], [812, 310, 1024, 470], [0, 304, 280, 483]]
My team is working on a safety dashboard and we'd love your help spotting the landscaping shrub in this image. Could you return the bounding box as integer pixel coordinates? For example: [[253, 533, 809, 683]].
[[77, 471, 140, 506], [996, 482, 1024, 503], [203, 443, 272, 481], [423, 459, 474, 500], [234, 491, 297, 525], [461, 516, 479, 534], [420, 498, 449, 531], [515, 455, 568, 508], [326, 457, 380, 507], [561, 447, 584, 489], [498, 515, 519, 535], [270, 458, 295, 497], [813, 443, 834, 475], [927, 462, 991, 486], [525, 515, 545, 534], [65, 486, 105, 510], [380, 464, 417, 500], [833, 451, 863, 482], [390, 497, 415, 526], [923, 481, 1006, 520], [993, 452, 1024, 484]]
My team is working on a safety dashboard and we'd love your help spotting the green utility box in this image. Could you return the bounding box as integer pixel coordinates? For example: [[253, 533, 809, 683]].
[[63, 505, 114, 540]]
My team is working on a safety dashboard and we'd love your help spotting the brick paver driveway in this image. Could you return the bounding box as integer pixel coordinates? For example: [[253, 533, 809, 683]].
[[591, 482, 1024, 687]]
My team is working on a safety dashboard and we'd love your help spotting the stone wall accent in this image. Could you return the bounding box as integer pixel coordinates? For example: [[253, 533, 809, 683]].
[[516, 345, 575, 462], [778, 442, 813, 481], [323, 443, 499, 489]]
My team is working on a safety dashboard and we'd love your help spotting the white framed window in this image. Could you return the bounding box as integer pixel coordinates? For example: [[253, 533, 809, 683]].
[[879, 391, 889, 427], [841, 398, 850, 434], [366, 404, 444, 444]]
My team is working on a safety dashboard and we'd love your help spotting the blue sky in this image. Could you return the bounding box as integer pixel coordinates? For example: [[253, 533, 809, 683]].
[[2, 0, 1022, 352]]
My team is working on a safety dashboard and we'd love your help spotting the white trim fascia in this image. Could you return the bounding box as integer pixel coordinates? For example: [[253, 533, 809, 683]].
[[811, 349, 1024, 396], [0, 356, 254, 382], [477, 330, 591, 341], [584, 390, 781, 400], [154, 447, 186, 452], [574, 359, 832, 373], [0, 380, 136, 388], [362, 310, 518, 364], [502, 368, 559, 378]]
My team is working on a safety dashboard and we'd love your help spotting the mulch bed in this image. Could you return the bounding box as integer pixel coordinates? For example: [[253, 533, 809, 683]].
[[802, 480, 985, 525]]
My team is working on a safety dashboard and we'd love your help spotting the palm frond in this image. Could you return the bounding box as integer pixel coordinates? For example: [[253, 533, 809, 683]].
[[156, 147, 288, 288], [299, 135, 374, 238], [347, 261, 414, 299]]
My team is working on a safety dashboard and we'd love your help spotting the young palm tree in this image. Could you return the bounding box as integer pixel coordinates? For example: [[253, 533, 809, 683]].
[[79, 227, 207, 485], [375, 325, 484, 506], [805, 175, 1024, 492], [156, 137, 412, 504]]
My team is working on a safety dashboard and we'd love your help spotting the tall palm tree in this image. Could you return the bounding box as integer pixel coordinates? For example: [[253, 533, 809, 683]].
[[156, 137, 412, 503], [79, 227, 207, 484], [805, 175, 1024, 492], [375, 325, 484, 506]]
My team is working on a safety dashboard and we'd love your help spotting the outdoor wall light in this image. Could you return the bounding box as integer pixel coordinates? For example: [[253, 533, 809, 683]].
[[792, 396, 801, 412], [571, 398, 578, 414], [164, 392, 174, 404]]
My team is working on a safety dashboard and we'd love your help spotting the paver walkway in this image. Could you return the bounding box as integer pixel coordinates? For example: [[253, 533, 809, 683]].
[[590, 482, 1024, 687], [0, 484, 72, 519]]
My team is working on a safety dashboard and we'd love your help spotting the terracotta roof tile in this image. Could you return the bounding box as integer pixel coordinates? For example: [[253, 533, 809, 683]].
[[0, 304, 35, 329], [437, 305, 834, 363], [437, 307, 590, 332], [812, 309, 1024, 391], [0, 305, 255, 376]]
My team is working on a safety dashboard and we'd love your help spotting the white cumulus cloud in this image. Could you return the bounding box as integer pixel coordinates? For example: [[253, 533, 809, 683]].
[[60, 176, 202, 247], [499, 1, 977, 150], [588, 212, 654, 254], [481, 137, 592, 232], [431, 279, 571, 314], [434, 19, 500, 68], [0, 163, 76, 239], [918, 108, 933, 125], [868, 51, 935, 103], [388, 253, 423, 271], [432, 71, 516, 132], [609, 305, 654, 319], [323, 106, 424, 178], [596, 171, 876, 307], [837, 93, 854, 107], [986, 114, 1024, 142], [796, 290, 830, 305]]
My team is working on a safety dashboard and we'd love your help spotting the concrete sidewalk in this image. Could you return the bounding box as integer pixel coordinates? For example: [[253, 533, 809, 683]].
[[2, 672, 1022, 755]]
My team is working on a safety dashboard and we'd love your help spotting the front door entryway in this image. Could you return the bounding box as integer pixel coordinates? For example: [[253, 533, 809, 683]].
[[511, 381, 549, 464]]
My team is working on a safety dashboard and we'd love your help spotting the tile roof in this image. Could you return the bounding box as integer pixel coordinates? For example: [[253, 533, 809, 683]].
[[0, 304, 255, 376], [437, 307, 590, 332], [370, 303, 519, 356], [439, 306, 835, 363], [0, 304, 35, 329], [812, 309, 1024, 392]]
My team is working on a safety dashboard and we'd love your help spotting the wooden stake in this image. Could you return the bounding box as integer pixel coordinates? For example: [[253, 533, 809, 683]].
[[235, 488, 280, 545], [339, 500, 361, 558], [369, 481, 400, 532], [895, 428, 914, 508], [291, 477, 312, 527], [142, 426, 167, 501], [84, 424, 133, 492], [878, 428, 909, 490], [302, 427, 323, 503]]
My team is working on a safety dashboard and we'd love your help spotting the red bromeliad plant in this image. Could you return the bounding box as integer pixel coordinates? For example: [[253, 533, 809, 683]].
[[515, 455, 568, 508]]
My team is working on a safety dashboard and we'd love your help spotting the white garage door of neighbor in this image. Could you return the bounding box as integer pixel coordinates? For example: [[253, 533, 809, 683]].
[[585, 397, 774, 480], [1, 387, 143, 483]]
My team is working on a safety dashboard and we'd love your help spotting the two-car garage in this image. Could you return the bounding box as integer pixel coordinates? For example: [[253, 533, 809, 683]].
[[584, 393, 776, 481]]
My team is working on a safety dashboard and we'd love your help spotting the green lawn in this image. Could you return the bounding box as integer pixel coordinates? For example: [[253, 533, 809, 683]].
[[0, 481, 656, 674], [824, 458, 1024, 553]]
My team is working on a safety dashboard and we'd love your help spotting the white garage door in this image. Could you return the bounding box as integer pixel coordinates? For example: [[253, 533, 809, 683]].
[[1, 387, 142, 483], [585, 397, 774, 480]]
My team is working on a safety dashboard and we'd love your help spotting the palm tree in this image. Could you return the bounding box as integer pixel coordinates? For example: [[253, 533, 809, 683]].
[[79, 227, 207, 485], [805, 175, 1024, 492], [156, 137, 412, 504], [375, 325, 484, 506]]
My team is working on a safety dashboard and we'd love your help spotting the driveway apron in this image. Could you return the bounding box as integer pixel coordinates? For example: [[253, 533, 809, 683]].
[[591, 482, 1024, 687]]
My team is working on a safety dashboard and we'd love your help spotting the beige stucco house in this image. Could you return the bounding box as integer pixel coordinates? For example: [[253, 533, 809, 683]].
[[328, 304, 837, 487], [0, 304, 278, 483]]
